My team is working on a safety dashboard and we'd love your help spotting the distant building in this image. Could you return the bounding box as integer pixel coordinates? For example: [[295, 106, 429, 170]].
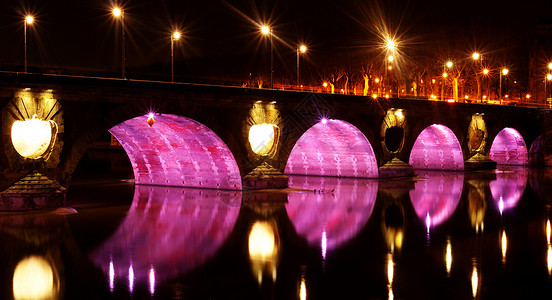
[[529, 16, 552, 103]]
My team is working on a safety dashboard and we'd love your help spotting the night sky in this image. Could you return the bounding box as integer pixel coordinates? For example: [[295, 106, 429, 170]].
[[1, 0, 551, 83]]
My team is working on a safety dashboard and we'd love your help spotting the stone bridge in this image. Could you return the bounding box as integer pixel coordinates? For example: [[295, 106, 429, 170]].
[[0, 73, 547, 209]]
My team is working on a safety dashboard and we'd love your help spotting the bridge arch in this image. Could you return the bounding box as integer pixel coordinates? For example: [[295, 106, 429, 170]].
[[109, 114, 242, 189], [489, 127, 528, 166], [409, 124, 464, 171], [284, 119, 378, 178]]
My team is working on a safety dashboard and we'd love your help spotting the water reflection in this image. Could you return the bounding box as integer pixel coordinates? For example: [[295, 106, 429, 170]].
[[248, 221, 279, 285], [409, 171, 464, 232], [286, 176, 378, 253], [90, 185, 241, 292], [490, 167, 528, 214]]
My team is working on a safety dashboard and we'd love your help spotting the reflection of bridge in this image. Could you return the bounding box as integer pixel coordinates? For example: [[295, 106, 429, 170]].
[[0, 73, 546, 208], [88, 171, 528, 295]]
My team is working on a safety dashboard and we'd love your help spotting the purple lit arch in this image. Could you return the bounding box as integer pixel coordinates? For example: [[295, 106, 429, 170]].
[[409, 124, 464, 171], [285, 119, 378, 178], [489, 128, 528, 165], [109, 114, 242, 189]]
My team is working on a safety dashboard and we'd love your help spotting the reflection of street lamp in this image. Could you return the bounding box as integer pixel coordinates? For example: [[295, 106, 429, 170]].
[[24, 15, 34, 73], [171, 31, 181, 82], [113, 7, 126, 79], [296, 44, 307, 87], [499, 68, 508, 100], [261, 25, 273, 89]]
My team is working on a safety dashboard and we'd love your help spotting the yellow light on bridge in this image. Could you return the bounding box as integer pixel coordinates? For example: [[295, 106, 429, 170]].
[[472, 52, 480, 60], [112, 7, 122, 17], [372, 94, 378, 99], [172, 31, 181, 40], [13, 256, 59, 300], [483, 69, 489, 75], [375, 78, 380, 83], [547, 74, 552, 81], [11, 115, 57, 159], [25, 16, 34, 24], [502, 68, 509, 76], [446, 61, 453, 68], [261, 25, 270, 35], [249, 123, 277, 156], [299, 44, 307, 53]]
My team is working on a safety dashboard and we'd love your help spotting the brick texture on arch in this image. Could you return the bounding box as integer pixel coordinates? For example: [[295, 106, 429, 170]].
[[109, 114, 242, 189]]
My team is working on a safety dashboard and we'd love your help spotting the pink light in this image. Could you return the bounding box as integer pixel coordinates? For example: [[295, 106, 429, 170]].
[[109, 114, 242, 189], [490, 167, 527, 213], [321, 118, 328, 124], [286, 176, 378, 251], [148, 112, 154, 119], [109, 260, 115, 292], [90, 185, 241, 285], [489, 128, 528, 165], [149, 267, 155, 295], [285, 119, 378, 178], [409, 124, 464, 170], [128, 265, 134, 293], [410, 171, 464, 228]]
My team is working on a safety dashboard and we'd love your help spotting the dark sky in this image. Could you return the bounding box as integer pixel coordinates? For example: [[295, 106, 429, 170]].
[[1, 0, 551, 82]]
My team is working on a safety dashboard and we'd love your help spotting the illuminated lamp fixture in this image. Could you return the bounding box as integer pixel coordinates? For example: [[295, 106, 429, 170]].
[[147, 113, 155, 127], [11, 114, 57, 159], [249, 123, 277, 156]]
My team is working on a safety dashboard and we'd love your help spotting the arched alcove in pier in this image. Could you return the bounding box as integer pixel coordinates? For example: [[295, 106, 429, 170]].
[[284, 119, 378, 178], [109, 114, 242, 189], [409, 124, 464, 171]]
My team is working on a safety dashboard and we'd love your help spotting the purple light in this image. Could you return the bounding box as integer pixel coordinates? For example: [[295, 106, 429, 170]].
[[286, 176, 378, 251], [285, 119, 378, 178], [148, 112, 154, 119], [489, 128, 528, 165], [409, 124, 464, 170], [109, 114, 242, 189], [490, 167, 528, 213], [90, 185, 241, 285], [321, 118, 328, 124], [410, 171, 464, 228]]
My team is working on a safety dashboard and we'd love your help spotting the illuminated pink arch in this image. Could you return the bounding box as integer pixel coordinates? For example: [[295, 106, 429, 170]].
[[285, 119, 378, 178], [409, 124, 464, 171], [489, 128, 528, 165], [109, 114, 242, 189]]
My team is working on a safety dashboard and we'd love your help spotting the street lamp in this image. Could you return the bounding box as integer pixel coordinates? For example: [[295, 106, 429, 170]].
[[24, 15, 34, 73], [546, 73, 552, 105], [472, 53, 482, 100], [499, 68, 508, 101], [171, 30, 181, 82], [261, 25, 273, 89], [297, 44, 307, 88], [442, 61, 453, 100], [482, 68, 490, 100], [113, 7, 126, 79]]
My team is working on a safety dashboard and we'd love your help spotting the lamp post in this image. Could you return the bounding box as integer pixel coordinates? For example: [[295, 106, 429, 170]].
[[483, 68, 489, 101], [24, 15, 34, 73], [296, 44, 307, 88], [113, 7, 126, 79], [472, 53, 482, 101], [261, 25, 273, 89], [546, 73, 552, 106], [499, 68, 508, 101], [441, 61, 453, 100], [171, 31, 181, 82]]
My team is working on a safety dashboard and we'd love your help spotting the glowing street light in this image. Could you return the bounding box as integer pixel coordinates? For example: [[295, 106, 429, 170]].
[[442, 61, 453, 100], [499, 68, 509, 100], [24, 15, 34, 73], [112, 7, 126, 79], [297, 44, 307, 87], [261, 25, 273, 89], [171, 30, 181, 82], [546, 73, 552, 105]]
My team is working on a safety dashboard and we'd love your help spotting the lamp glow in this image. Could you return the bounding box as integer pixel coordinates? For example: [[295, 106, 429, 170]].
[[147, 113, 155, 127], [113, 8, 121, 17], [25, 16, 34, 24], [11, 114, 57, 159], [248, 123, 277, 156], [261, 25, 270, 35], [472, 53, 480, 60], [13, 256, 57, 300]]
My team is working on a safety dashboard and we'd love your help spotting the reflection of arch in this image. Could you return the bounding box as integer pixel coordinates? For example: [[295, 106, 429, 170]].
[[490, 167, 528, 212], [285, 119, 378, 178], [89, 185, 241, 286], [409, 124, 464, 170], [489, 128, 528, 166], [109, 114, 242, 189], [410, 171, 464, 228], [286, 176, 378, 251]]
